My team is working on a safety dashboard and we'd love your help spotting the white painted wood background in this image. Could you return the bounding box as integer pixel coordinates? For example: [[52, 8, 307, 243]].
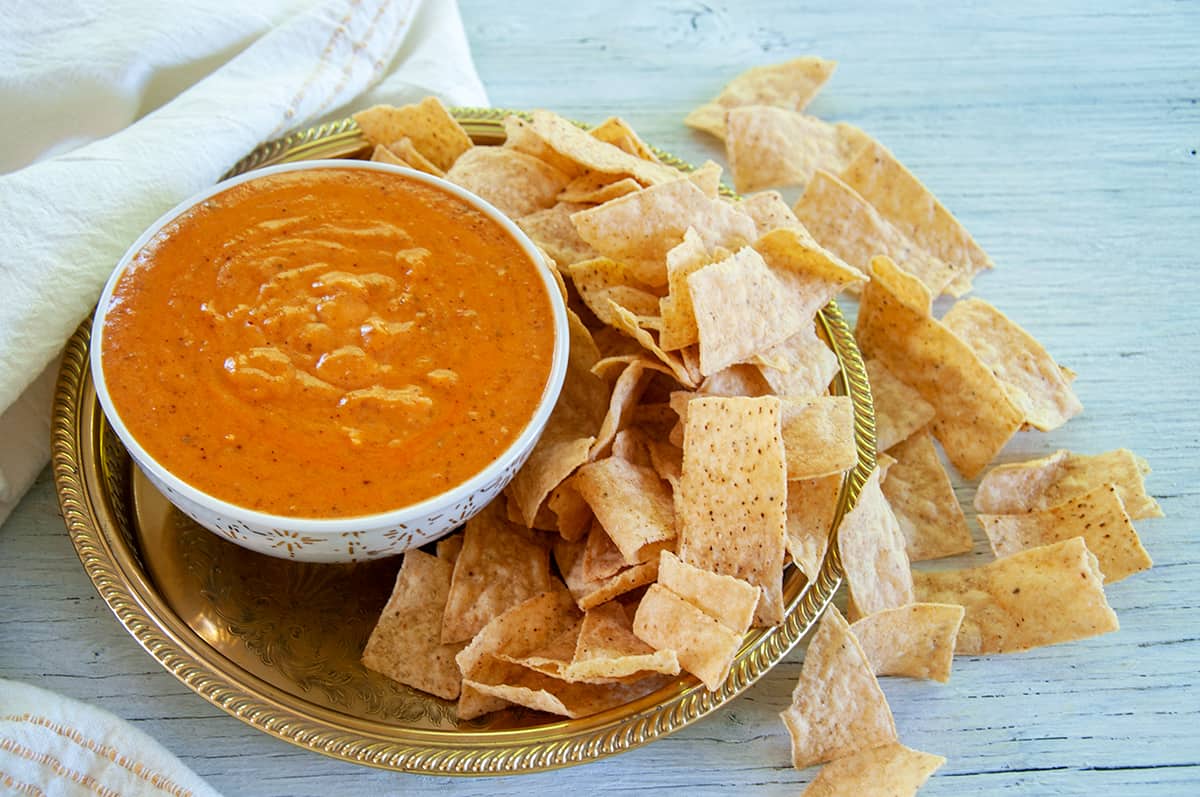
[[2, 1, 1197, 794]]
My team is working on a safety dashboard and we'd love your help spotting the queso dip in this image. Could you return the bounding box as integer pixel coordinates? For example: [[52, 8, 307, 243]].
[[101, 167, 555, 518]]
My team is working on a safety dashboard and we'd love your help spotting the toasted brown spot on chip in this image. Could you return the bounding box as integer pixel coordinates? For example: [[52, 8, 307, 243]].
[[979, 484, 1152, 583], [913, 537, 1119, 655]]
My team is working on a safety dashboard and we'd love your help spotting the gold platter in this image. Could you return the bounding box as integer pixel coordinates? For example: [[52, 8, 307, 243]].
[[52, 109, 876, 775]]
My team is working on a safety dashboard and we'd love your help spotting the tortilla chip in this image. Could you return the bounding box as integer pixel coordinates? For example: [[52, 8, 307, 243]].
[[445, 146, 569, 219], [974, 448, 1162, 519], [786, 474, 842, 579], [566, 601, 681, 681], [503, 115, 586, 177], [755, 322, 841, 398], [794, 169, 956, 296], [855, 256, 1023, 478], [942, 298, 1083, 431], [464, 667, 668, 719], [568, 257, 660, 329], [698, 364, 772, 398], [353, 97, 473, 172], [589, 358, 660, 461], [589, 116, 662, 162], [632, 583, 743, 691], [531, 110, 681, 186], [752, 227, 867, 322], [912, 537, 1120, 654], [658, 550, 759, 636], [517, 202, 598, 266], [840, 138, 992, 296], [835, 466, 914, 617], [506, 310, 608, 526], [574, 456, 677, 563], [646, 436, 683, 490], [555, 537, 660, 610], [455, 588, 580, 719], [581, 519, 628, 582], [866, 358, 936, 453], [498, 620, 583, 679], [979, 484, 1151, 583], [370, 144, 409, 168], [386, 137, 446, 177], [677, 396, 788, 625], [659, 228, 716, 351], [686, 160, 724, 198], [736, 190, 806, 237], [685, 56, 837, 140], [361, 550, 464, 700], [610, 427, 653, 468], [571, 177, 757, 286], [559, 172, 642, 204], [726, 107, 869, 193], [780, 606, 898, 769], [689, 247, 808, 376], [849, 603, 965, 683], [881, 432, 973, 562], [441, 503, 555, 644], [606, 300, 698, 388], [547, 476, 592, 542], [780, 396, 857, 480], [801, 743, 945, 797], [436, 533, 464, 564]]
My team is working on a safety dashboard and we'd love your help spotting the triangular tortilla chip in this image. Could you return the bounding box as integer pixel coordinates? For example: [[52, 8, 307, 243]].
[[361, 551, 464, 700], [753, 227, 867, 323], [780, 396, 857, 480], [588, 116, 662, 162], [736, 190, 806, 236], [866, 358, 936, 453], [441, 503, 555, 644], [979, 484, 1151, 583], [565, 601, 681, 681], [387, 137, 445, 177], [912, 537, 1120, 654], [568, 257, 660, 329], [801, 743, 945, 796], [658, 550, 759, 636], [606, 300, 698, 388], [588, 358, 659, 460], [517, 202, 598, 266], [685, 56, 837, 139], [353, 97, 473, 172], [780, 606, 898, 769], [677, 396, 788, 625], [446, 146, 570, 219], [726, 107, 869, 193], [755, 322, 841, 398], [574, 456, 677, 563], [855, 256, 1023, 478], [835, 466, 914, 617], [632, 583, 743, 691], [503, 115, 586, 177], [531, 109, 681, 186], [689, 247, 808, 376], [659, 228, 717, 351], [786, 473, 842, 579], [942, 297, 1083, 431], [554, 537, 661, 610], [840, 138, 992, 296], [881, 432, 974, 562], [794, 169, 955, 296], [581, 519, 627, 583], [559, 172, 642, 204], [849, 603, 965, 682], [571, 178, 757, 286], [974, 448, 1162, 519]]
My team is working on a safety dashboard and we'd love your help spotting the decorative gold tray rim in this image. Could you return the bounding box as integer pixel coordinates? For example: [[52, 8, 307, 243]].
[[52, 108, 877, 775]]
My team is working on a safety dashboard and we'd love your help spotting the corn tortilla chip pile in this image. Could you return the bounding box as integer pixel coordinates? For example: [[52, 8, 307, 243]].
[[355, 97, 866, 723], [349, 81, 1162, 793]]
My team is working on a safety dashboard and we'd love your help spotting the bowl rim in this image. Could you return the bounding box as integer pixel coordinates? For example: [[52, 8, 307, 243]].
[[89, 158, 570, 533]]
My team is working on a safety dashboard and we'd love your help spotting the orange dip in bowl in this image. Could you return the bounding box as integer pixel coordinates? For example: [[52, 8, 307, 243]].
[[99, 166, 556, 518]]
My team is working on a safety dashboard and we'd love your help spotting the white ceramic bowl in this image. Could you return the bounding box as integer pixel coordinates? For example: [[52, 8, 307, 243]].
[[91, 160, 569, 563]]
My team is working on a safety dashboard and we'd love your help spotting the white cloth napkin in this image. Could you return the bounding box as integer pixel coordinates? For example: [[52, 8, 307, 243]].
[[0, 0, 489, 526], [0, 678, 225, 797]]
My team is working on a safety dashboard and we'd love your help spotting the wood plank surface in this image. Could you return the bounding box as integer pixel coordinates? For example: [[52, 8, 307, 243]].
[[2, 1, 1197, 794]]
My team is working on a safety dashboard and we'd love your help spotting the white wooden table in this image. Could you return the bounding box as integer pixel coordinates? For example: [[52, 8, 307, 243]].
[[2, 1, 1198, 794]]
